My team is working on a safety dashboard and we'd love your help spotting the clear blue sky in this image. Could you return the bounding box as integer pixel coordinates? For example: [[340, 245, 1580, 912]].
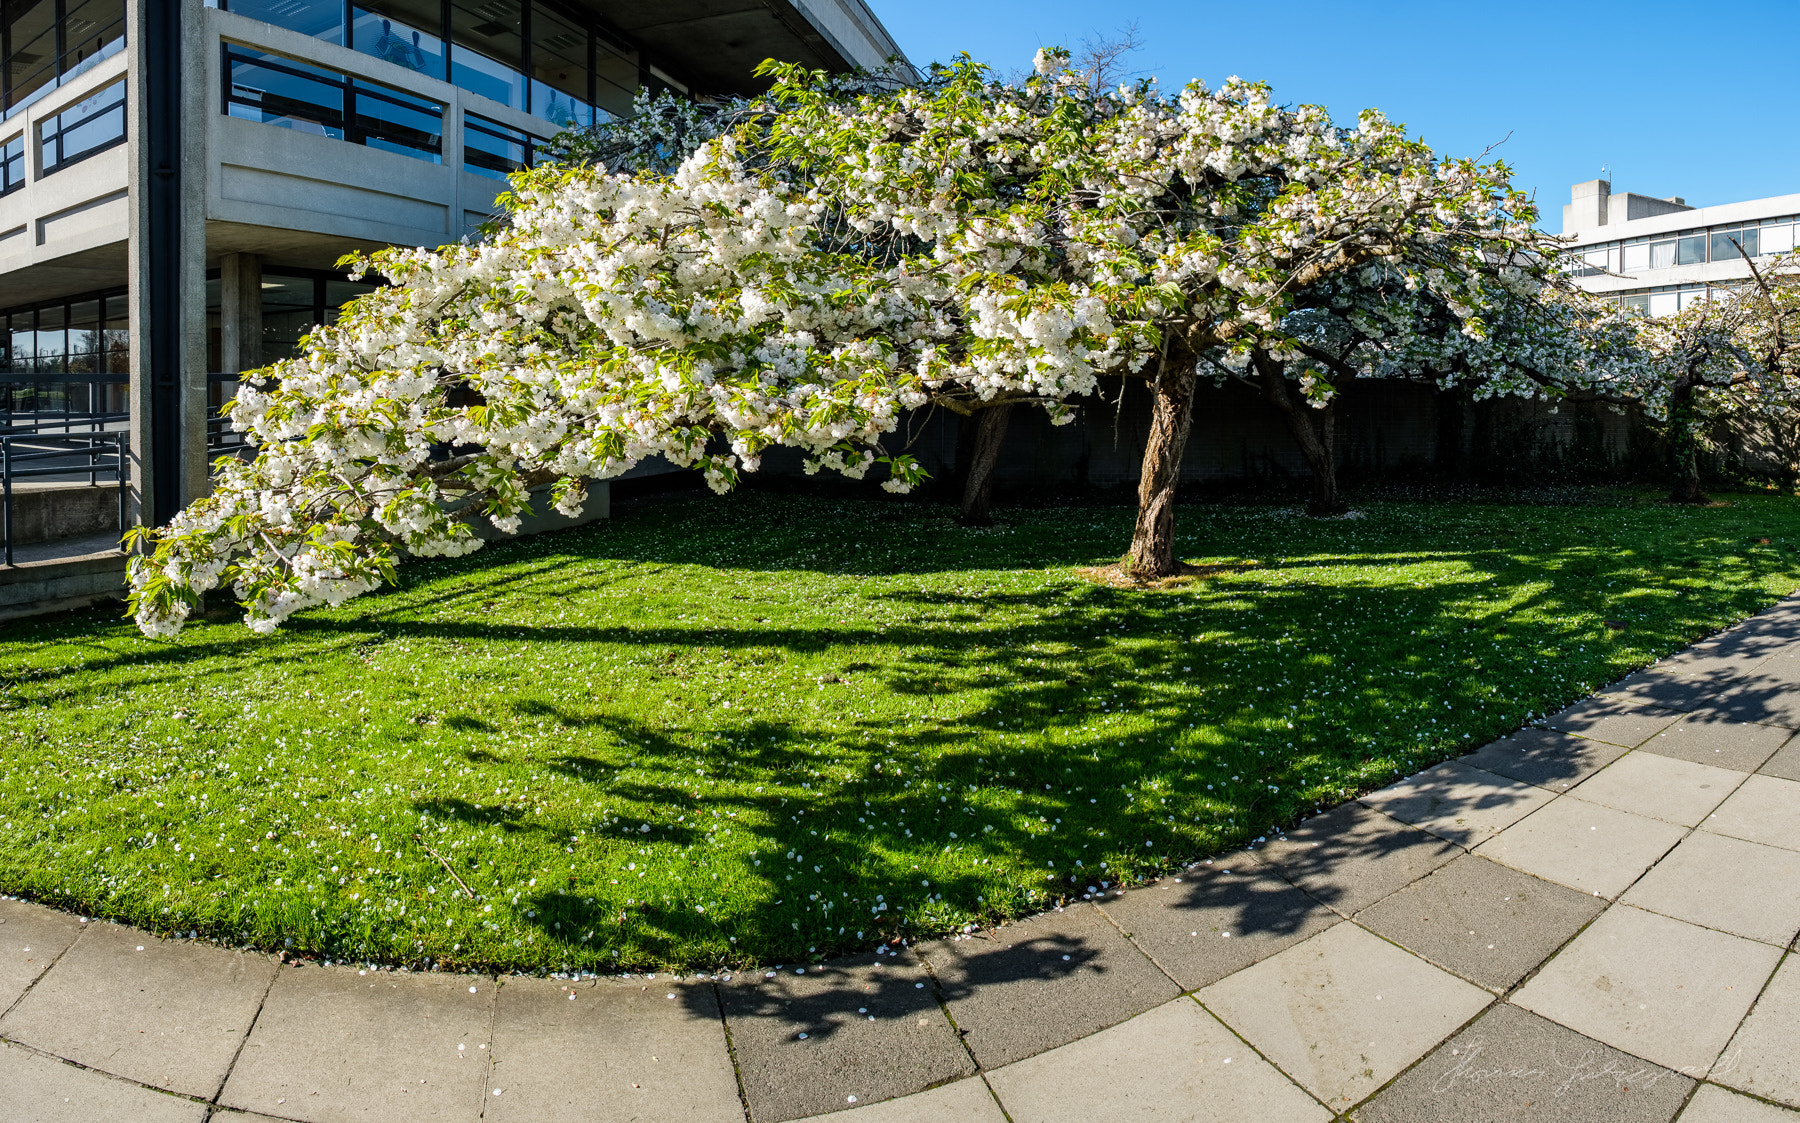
[[877, 0, 1797, 228]]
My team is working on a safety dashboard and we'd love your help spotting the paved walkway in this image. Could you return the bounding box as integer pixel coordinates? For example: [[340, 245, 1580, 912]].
[[8, 603, 1800, 1121]]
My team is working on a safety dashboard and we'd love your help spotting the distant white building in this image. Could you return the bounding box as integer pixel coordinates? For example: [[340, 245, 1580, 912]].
[[1559, 179, 1800, 315]]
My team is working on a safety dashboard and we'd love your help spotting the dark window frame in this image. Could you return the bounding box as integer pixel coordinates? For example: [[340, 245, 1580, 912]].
[[39, 73, 125, 174], [222, 43, 445, 162]]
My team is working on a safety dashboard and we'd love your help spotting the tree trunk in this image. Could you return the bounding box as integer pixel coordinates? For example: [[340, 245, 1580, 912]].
[[1255, 354, 1347, 516], [1124, 354, 1198, 578], [1667, 380, 1709, 504], [958, 402, 1013, 526]]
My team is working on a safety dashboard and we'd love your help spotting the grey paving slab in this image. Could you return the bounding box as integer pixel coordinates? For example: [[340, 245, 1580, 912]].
[[1196, 920, 1492, 1111], [1602, 669, 1737, 713], [720, 950, 973, 1122], [1720, 947, 1800, 1109], [985, 996, 1331, 1123], [1700, 678, 1800, 732], [1474, 796, 1687, 899], [1642, 716, 1793, 772], [0, 922, 276, 1098], [918, 902, 1178, 1070], [1512, 905, 1780, 1075], [485, 974, 740, 1123], [1250, 801, 1461, 919], [1460, 728, 1631, 792], [209, 1114, 292, 1123], [218, 965, 494, 1122], [1622, 832, 1800, 947], [1760, 738, 1800, 783], [791, 1077, 1007, 1122], [1354, 854, 1605, 992], [1352, 1001, 1694, 1123], [1546, 697, 1684, 748], [0, 897, 83, 1011], [0, 1039, 209, 1123], [1356, 760, 1556, 848], [1566, 752, 1745, 827], [1680, 1085, 1800, 1122], [1703, 774, 1800, 852], [1096, 854, 1338, 991]]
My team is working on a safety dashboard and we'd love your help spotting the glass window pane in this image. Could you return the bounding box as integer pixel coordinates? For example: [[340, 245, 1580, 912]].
[[1764, 224, 1794, 255], [227, 49, 346, 139], [62, 0, 126, 74], [1679, 288, 1708, 310], [260, 273, 320, 364], [351, 79, 443, 161], [450, 0, 523, 109], [1677, 235, 1706, 266], [528, 2, 593, 128], [226, 0, 345, 45], [352, 0, 445, 78], [5, 0, 59, 111], [1650, 240, 1676, 269], [1620, 293, 1651, 316], [1649, 291, 1678, 317], [34, 303, 65, 373], [593, 37, 633, 117], [1622, 242, 1649, 271]]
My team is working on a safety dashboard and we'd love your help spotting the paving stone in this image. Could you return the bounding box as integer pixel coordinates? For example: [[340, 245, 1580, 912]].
[[210, 1115, 292, 1123], [721, 950, 973, 1122], [918, 902, 1178, 1070], [1721, 950, 1800, 1109], [1196, 920, 1492, 1110], [1566, 752, 1744, 827], [1679, 1085, 1800, 1122], [1760, 738, 1800, 783], [1602, 670, 1736, 713], [790, 1077, 1007, 1122], [1352, 1001, 1694, 1123], [1512, 905, 1780, 1075], [485, 974, 740, 1123], [1460, 728, 1631, 791], [0, 1040, 208, 1123], [1621, 833, 1800, 947], [1097, 854, 1338, 991], [1546, 698, 1684, 748], [1703, 774, 1800, 852], [1474, 796, 1687, 899], [1356, 760, 1556, 847], [1354, 854, 1605, 992], [0, 922, 275, 1098], [1250, 801, 1460, 918], [985, 996, 1331, 1123], [218, 965, 494, 1122], [1641, 716, 1793, 773], [1700, 679, 1800, 732], [0, 897, 83, 1011]]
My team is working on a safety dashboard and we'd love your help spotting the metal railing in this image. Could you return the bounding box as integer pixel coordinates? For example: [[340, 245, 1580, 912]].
[[1, 430, 129, 565]]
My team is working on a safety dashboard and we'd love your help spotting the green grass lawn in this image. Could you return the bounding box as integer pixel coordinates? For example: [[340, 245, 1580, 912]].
[[4, 488, 1798, 973]]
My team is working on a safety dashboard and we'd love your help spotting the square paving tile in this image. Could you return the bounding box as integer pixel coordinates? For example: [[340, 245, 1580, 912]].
[[1679, 1084, 1800, 1122], [1251, 801, 1461, 919], [0, 1040, 208, 1123], [1546, 698, 1684, 748], [0, 922, 276, 1098], [1352, 1001, 1694, 1123], [1700, 679, 1800, 732], [985, 997, 1331, 1123], [1621, 832, 1800, 947], [1641, 716, 1793, 773], [0, 897, 83, 1011], [218, 965, 494, 1122], [1703, 775, 1800, 852], [790, 1077, 1007, 1122], [1567, 752, 1744, 827], [1602, 670, 1735, 713], [1720, 950, 1800, 1109], [1513, 905, 1781, 1075], [1474, 797, 1687, 899], [486, 974, 740, 1123], [1097, 855, 1338, 991], [1460, 728, 1630, 791], [720, 950, 974, 1122], [1196, 920, 1492, 1110], [918, 902, 1178, 1070], [1354, 855, 1605, 991], [1761, 738, 1800, 783], [1356, 761, 1556, 847]]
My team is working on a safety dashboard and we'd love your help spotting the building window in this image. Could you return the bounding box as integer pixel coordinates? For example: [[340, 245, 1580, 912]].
[[449, 0, 525, 109], [1622, 242, 1649, 272], [463, 109, 545, 178], [2, 0, 125, 117], [352, 0, 445, 79], [225, 0, 345, 44], [39, 77, 125, 174], [1619, 293, 1650, 316], [1710, 227, 1758, 262], [0, 287, 128, 420], [0, 132, 22, 195], [256, 268, 378, 364], [224, 46, 443, 163], [1676, 235, 1706, 266]]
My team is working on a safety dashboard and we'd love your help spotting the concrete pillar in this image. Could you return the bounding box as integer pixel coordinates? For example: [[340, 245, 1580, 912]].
[[126, 0, 211, 527], [219, 253, 262, 375]]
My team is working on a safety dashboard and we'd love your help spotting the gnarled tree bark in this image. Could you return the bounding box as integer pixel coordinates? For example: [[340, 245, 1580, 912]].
[[958, 402, 1014, 526], [1666, 379, 1708, 504], [1254, 352, 1347, 516], [1125, 349, 1198, 578]]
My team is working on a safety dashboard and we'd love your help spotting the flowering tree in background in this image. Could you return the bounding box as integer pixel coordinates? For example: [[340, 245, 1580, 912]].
[[128, 50, 1572, 636]]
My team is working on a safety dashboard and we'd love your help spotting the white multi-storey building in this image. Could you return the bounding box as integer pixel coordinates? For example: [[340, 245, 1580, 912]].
[[1560, 178, 1800, 316]]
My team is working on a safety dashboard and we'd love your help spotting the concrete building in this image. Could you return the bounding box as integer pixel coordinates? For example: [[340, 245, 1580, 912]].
[[0, 0, 905, 537], [1560, 178, 1800, 316]]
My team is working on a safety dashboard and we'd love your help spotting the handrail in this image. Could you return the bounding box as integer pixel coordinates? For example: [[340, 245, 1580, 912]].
[[0, 431, 128, 565]]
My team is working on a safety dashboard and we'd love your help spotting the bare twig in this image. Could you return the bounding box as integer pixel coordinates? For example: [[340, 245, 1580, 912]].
[[414, 833, 479, 900]]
